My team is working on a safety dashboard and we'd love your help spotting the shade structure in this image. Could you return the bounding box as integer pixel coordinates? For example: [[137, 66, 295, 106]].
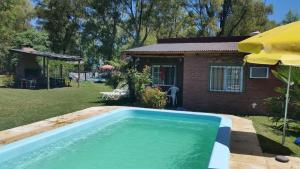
[[238, 21, 300, 54], [238, 21, 300, 145], [10, 47, 82, 89]]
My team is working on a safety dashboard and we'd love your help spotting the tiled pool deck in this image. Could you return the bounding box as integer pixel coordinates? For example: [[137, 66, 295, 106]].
[[0, 106, 299, 169]]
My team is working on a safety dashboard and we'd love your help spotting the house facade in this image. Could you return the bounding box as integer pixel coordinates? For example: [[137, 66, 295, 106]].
[[123, 36, 282, 114]]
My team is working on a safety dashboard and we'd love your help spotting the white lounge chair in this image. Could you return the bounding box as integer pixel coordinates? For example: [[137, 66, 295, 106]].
[[99, 88, 128, 101]]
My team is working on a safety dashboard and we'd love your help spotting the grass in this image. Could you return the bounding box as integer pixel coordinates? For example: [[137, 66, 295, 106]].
[[0, 75, 4, 86], [248, 116, 300, 157], [0, 81, 112, 131]]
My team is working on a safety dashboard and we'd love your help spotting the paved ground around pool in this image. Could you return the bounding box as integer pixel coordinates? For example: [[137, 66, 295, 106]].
[[229, 115, 300, 169], [0, 106, 299, 168]]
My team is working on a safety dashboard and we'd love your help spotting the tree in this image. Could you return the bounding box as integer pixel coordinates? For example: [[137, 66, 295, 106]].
[[0, 0, 33, 72], [35, 0, 85, 54], [153, 0, 193, 38], [0, 0, 16, 11], [120, 0, 157, 47], [13, 28, 50, 51], [82, 0, 122, 61], [218, 0, 232, 36], [184, 0, 223, 36], [282, 10, 299, 24], [221, 0, 275, 36]]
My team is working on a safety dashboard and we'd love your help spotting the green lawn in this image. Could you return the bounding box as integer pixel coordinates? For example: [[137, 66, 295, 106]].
[[0, 75, 4, 86], [0, 82, 111, 131], [248, 116, 300, 157]]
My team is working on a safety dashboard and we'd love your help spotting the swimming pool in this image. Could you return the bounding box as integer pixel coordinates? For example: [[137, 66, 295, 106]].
[[0, 108, 231, 169]]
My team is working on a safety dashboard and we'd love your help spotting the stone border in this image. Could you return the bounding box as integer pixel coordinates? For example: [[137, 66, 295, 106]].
[[0, 106, 121, 145]]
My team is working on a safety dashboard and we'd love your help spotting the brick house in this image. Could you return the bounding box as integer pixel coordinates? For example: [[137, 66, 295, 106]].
[[123, 36, 282, 114]]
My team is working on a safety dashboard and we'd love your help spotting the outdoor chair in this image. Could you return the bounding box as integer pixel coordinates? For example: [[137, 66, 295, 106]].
[[167, 86, 179, 106], [28, 80, 37, 89]]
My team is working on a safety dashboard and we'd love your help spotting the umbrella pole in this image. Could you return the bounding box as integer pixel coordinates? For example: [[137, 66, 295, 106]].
[[282, 65, 292, 145]]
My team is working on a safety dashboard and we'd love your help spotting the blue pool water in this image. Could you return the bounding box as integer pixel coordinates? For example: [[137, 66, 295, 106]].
[[0, 108, 231, 169]]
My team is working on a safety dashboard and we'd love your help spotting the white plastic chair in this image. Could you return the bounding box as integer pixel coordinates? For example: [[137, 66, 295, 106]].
[[167, 86, 179, 106]]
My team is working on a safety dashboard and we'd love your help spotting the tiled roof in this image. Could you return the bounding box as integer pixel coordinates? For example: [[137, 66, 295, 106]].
[[125, 42, 239, 55]]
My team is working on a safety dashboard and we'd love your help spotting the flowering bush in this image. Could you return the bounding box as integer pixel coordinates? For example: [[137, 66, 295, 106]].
[[141, 87, 167, 108]]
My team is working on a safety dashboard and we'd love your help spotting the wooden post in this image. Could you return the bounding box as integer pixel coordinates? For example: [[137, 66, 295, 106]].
[[60, 64, 63, 87], [43, 56, 46, 78], [47, 58, 50, 90], [60, 64, 63, 78], [77, 60, 80, 87]]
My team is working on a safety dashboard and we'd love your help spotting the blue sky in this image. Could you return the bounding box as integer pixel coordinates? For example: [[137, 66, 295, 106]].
[[266, 0, 300, 22]]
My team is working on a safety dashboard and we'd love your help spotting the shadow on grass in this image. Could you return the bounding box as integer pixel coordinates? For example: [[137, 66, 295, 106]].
[[268, 125, 300, 138], [91, 98, 137, 106], [231, 130, 293, 156], [256, 134, 293, 155]]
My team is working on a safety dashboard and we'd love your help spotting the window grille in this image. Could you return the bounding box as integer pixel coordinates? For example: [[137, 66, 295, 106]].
[[210, 66, 243, 92]]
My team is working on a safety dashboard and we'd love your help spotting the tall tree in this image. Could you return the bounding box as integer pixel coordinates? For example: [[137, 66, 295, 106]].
[[120, 0, 157, 47], [282, 10, 299, 24], [153, 0, 193, 38], [82, 0, 121, 61], [221, 0, 275, 36], [184, 0, 223, 36], [218, 0, 232, 36], [35, 0, 85, 54], [0, 0, 33, 72]]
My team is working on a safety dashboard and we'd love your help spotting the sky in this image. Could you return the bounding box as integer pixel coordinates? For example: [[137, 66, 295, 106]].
[[266, 0, 300, 23], [30, 0, 300, 25]]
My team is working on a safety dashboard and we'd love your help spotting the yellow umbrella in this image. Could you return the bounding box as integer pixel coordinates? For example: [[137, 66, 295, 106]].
[[244, 51, 300, 65], [238, 21, 300, 145], [238, 21, 300, 54]]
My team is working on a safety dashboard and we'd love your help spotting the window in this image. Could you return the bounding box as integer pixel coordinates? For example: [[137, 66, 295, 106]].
[[210, 66, 243, 92], [152, 65, 176, 86], [250, 67, 269, 78]]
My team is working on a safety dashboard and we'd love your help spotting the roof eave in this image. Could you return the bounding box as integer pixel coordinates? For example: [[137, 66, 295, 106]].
[[10, 49, 82, 61], [124, 50, 239, 56]]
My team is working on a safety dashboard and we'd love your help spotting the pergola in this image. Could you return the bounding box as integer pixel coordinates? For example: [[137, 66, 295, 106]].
[[10, 48, 82, 89]]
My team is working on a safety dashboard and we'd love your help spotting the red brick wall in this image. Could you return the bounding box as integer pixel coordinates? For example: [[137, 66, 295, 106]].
[[183, 53, 282, 114]]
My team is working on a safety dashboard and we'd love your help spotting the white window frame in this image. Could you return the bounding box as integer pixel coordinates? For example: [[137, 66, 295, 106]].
[[250, 67, 269, 79], [151, 65, 176, 86], [209, 66, 244, 92]]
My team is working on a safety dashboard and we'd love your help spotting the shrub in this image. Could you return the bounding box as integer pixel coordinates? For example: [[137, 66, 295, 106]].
[[133, 66, 151, 100], [264, 96, 284, 125], [265, 66, 300, 128], [141, 87, 167, 108], [106, 59, 151, 102], [2, 74, 15, 87]]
